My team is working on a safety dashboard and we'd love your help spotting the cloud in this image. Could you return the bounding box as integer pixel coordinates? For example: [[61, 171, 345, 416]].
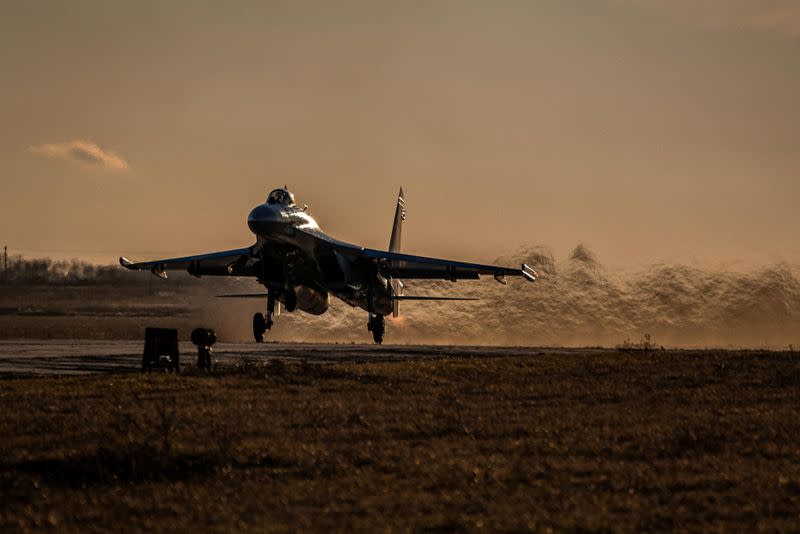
[[30, 140, 129, 171], [620, 0, 800, 38]]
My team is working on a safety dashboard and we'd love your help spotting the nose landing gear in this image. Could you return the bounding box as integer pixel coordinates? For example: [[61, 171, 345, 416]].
[[367, 314, 385, 345], [253, 312, 268, 343], [253, 293, 277, 343]]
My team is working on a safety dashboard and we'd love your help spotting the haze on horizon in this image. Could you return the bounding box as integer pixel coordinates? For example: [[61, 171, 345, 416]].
[[2, 0, 799, 268]]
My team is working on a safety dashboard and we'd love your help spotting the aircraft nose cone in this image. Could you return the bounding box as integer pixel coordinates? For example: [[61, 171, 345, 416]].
[[248, 204, 283, 235]]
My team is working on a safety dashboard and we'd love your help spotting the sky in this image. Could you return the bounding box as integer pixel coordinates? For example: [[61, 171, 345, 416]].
[[1, 0, 799, 267]]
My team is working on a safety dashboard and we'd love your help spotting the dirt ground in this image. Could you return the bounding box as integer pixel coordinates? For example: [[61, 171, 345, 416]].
[[1, 349, 799, 532]]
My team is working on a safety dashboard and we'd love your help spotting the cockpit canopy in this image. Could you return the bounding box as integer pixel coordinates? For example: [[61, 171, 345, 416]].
[[266, 188, 295, 206]]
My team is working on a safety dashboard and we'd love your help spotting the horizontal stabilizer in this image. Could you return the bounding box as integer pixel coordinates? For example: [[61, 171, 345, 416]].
[[216, 293, 268, 299], [521, 263, 538, 282], [392, 295, 479, 301]]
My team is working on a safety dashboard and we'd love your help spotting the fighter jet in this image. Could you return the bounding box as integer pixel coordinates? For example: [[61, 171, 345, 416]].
[[120, 188, 537, 343]]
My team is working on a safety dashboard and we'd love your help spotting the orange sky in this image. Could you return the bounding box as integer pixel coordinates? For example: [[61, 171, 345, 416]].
[[1, 0, 799, 267]]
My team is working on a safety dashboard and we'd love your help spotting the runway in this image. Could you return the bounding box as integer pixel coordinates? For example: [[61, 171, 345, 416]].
[[0, 340, 600, 376]]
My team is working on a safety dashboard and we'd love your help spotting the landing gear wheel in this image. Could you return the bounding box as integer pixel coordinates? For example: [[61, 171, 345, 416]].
[[284, 290, 297, 313], [253, 312, 267, 343], [369, 315, 385, 345]]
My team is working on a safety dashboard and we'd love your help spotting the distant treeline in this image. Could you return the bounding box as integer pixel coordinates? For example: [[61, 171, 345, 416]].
[[0, 256, 205, 287]]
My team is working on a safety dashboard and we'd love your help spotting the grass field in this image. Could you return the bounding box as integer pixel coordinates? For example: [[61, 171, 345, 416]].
[[2, 349, 799, 532]]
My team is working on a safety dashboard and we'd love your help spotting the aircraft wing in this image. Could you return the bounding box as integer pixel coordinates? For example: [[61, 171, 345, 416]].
[[119, 247, 254, 279], [360, 248, 537, 284]]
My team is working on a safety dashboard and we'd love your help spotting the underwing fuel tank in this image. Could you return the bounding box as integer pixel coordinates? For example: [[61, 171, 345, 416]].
[[291, 284, 329, 315]]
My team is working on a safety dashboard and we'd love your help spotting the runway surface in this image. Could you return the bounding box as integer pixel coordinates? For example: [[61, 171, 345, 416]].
[[0, 340, 601, 376]]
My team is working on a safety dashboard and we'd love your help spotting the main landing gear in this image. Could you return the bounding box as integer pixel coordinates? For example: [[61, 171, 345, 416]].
[[253, 293, 278, 343], [367, 314, 385, 345]]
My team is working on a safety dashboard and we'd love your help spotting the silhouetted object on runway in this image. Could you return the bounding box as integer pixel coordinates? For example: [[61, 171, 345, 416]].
[[191, 328, 216, 371], [121, 187, 537, 344], [142, 327, 179, 373]]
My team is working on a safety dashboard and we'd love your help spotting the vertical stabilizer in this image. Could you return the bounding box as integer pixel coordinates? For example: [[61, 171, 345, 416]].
[[388, 188, 405, 317], [389, 187, 405, 253]]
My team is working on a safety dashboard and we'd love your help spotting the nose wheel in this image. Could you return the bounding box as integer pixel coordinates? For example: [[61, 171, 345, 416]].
[[253, 313, 267, 343], [253, 293, 277, 343], [367, 314, 385, 345]]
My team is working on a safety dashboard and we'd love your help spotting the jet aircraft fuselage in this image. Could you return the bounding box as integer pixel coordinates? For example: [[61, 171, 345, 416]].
[[121, 187, 536, 343], [246, 191, 391, 317]]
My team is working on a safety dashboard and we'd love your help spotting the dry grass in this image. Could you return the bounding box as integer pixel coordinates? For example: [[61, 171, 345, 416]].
[[1, 350, 799, 532]]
